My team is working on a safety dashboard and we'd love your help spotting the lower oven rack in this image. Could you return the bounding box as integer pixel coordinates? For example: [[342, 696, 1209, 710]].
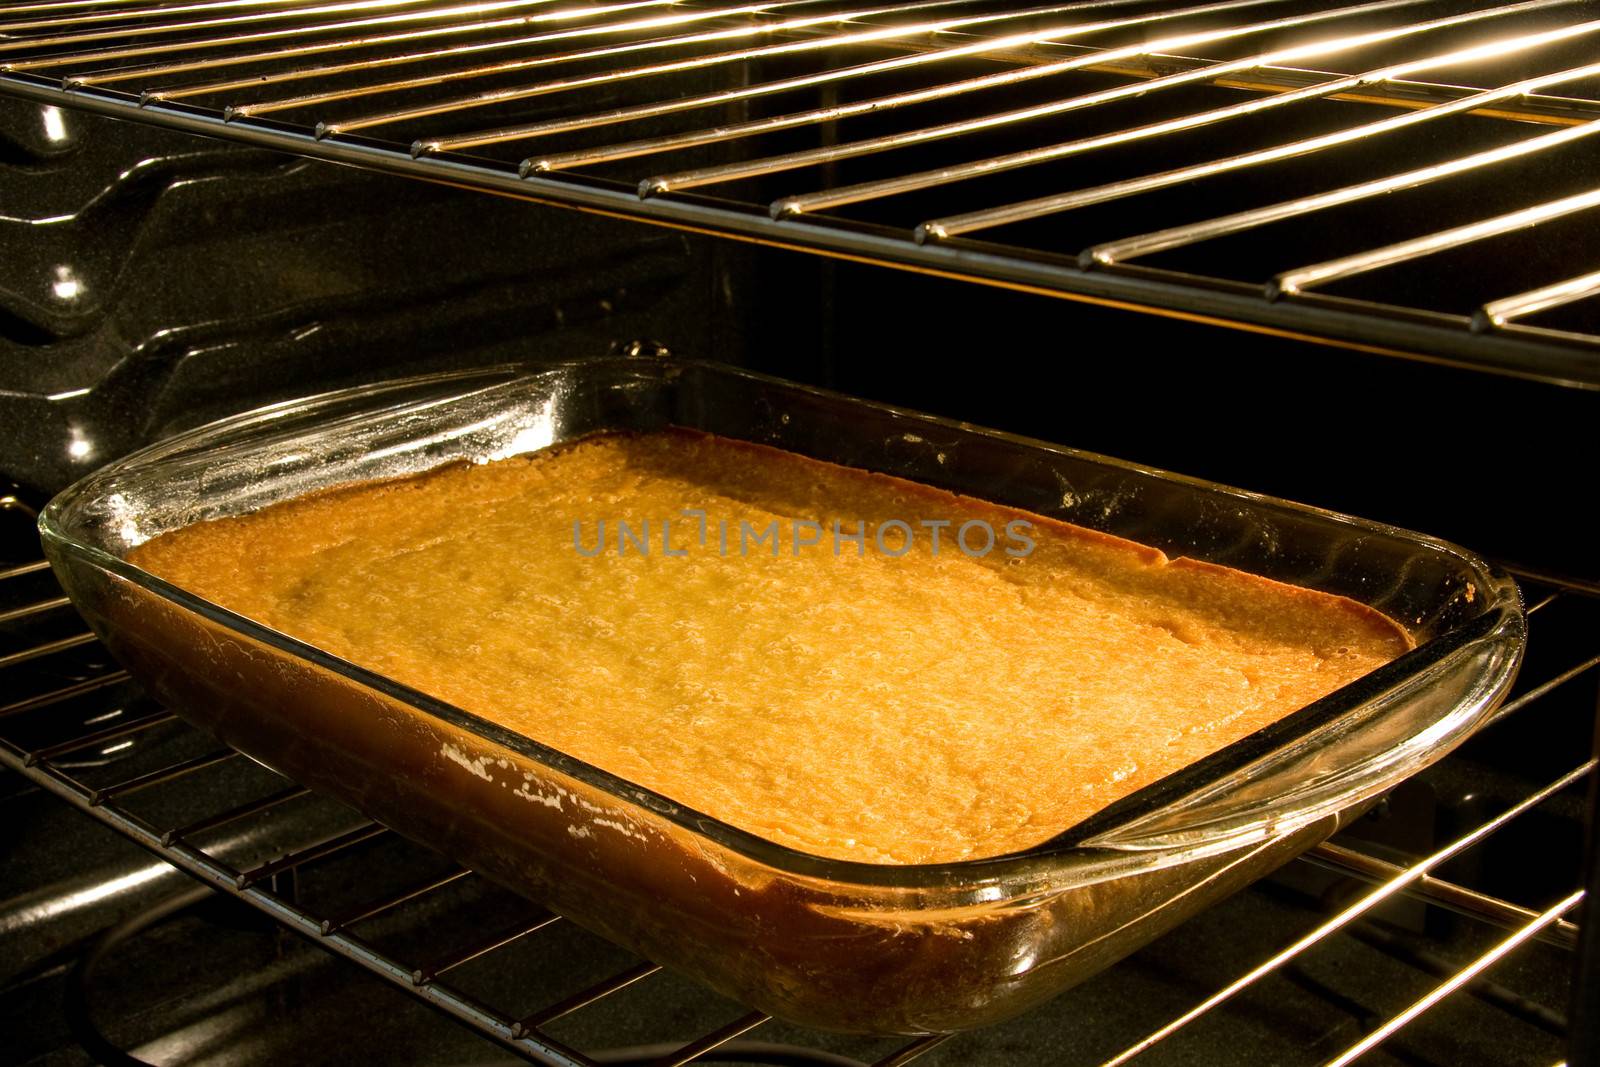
[[1, 521, 1595, 1064], [3, 0, 1600, 386]]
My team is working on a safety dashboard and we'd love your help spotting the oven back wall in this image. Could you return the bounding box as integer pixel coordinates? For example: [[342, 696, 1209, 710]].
[[0, 100, 752, 500], [736, 255, 1595, 586]]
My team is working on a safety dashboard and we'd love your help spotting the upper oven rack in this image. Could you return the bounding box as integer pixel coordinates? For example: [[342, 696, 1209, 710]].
[[3, 0, 1600, 388]]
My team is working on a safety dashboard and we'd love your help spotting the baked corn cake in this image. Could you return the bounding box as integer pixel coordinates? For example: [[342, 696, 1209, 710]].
[[127, 429, 1412, 865]]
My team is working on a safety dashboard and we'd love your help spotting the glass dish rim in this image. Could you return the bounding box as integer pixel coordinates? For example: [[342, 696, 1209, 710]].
[[38, 358, 1525, 891]]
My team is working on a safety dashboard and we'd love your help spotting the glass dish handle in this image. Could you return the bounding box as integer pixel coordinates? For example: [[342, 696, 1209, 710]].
[[1077, 605, 1523, 862]]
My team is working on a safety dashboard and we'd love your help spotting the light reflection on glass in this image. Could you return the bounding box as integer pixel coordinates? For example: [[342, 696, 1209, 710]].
[[363, 410, 516, 464], [1009, 942, 1040, 977], [487, 397, 558, 460]]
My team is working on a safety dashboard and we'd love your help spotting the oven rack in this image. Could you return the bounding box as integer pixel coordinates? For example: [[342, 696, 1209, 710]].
[[3, 0, 1600, 388], [2, 521, 1595, 1064]]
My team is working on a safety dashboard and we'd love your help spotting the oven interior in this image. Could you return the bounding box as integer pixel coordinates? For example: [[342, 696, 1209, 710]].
[[3, 0, 1599, 1063]]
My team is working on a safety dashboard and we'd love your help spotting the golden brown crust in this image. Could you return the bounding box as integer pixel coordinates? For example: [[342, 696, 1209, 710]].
[[128, 429, 1411, 865]]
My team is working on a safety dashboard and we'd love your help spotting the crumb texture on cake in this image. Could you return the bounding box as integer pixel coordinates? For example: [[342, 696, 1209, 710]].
[[128, 430, 1412, 865]]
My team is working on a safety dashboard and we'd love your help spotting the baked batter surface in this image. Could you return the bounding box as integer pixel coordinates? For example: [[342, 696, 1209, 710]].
[[129, 430, 1411, 864]]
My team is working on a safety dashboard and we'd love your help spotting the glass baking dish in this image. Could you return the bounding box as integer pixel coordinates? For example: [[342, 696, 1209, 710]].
[[39, 357, 1524, 1035]]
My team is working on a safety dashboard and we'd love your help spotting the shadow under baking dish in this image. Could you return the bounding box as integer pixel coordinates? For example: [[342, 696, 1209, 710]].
[[38, 357, 1524, 1034]]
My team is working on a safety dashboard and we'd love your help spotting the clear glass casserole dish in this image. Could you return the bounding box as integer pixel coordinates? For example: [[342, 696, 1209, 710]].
[[38, 357, 1524, 1035]]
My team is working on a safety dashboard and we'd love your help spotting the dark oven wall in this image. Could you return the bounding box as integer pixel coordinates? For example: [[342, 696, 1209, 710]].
[[736, 253, 1596, 587], [0, 98, 756, 503]]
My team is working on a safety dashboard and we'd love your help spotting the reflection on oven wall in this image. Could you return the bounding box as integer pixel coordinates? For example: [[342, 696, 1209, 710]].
[[0, 98, 753, 502]]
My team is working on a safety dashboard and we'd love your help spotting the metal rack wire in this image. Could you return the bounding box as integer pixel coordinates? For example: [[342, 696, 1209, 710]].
[[2, 524, 1594, 1064], [3, 0, 1599, 385]]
